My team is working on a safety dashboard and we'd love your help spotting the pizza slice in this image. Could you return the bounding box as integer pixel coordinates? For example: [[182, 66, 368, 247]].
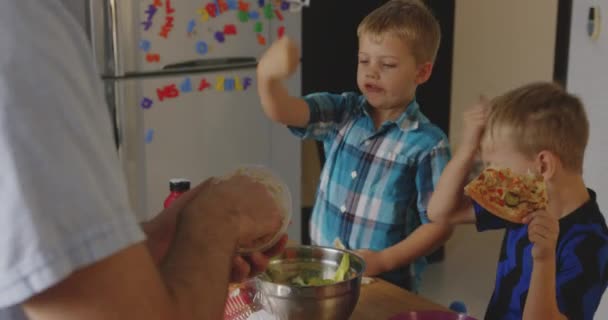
[[464, 167, 548, 223]]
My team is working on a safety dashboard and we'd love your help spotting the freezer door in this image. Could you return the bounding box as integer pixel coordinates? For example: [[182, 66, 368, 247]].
[[139, 69, 278, 215], [89, 0, 286, 76]]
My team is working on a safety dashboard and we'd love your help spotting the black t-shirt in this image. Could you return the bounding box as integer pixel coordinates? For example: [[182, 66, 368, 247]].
[[475, 190, 608, 319]]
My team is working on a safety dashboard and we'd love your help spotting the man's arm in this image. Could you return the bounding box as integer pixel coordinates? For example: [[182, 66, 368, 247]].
[[24, 242, 210, 320], [25, 214, 237, 320], [257, 37, 310, 127], [24, 174, 285, 320], [141, 209, 179, 265]]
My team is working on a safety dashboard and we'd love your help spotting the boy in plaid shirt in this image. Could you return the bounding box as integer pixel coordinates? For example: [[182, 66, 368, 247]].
[[257, 0, 452, 290]]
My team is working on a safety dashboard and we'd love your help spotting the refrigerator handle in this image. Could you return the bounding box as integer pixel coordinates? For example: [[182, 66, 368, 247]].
[[88, 0, 138, 77], [105, 80, 148, 220], [163, 57, 258, 70]]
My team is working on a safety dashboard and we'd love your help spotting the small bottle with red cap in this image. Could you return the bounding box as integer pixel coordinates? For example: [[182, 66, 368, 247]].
[[163, 178, 191, 208]]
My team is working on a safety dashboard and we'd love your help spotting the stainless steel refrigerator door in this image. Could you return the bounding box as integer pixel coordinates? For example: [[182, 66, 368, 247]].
[[89, 0, 278, 77], [105, 79, 148, 220], [267, 8, 302, 241], [137, 69, 280, 216]]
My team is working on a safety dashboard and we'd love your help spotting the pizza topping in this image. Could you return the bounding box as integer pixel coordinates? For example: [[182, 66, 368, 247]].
[[485, 175, 498, 187], [498, 171, 506, 180], [464, 166, 548, 223], [504, 191, 520, 207]]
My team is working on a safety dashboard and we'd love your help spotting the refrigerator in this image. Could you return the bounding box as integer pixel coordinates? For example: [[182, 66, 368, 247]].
[[562, 1, 608, 316], [85, 0, 303, 241]]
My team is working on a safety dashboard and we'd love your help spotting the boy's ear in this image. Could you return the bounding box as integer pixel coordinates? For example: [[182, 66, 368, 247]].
[[415, 62, 433, 85], [536, 150, 558, 180]]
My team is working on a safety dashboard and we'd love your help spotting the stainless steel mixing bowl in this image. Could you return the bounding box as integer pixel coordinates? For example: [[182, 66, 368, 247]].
[[256, 245, 366, 320]]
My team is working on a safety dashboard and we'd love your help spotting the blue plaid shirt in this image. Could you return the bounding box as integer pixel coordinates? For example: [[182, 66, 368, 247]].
[[290, 92, 451, 290]]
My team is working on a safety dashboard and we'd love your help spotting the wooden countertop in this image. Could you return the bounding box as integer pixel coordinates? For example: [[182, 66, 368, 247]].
[[351, 279, 452, 319]]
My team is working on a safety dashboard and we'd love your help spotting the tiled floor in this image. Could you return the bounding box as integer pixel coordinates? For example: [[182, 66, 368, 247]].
[[419, 225, 505, 319]]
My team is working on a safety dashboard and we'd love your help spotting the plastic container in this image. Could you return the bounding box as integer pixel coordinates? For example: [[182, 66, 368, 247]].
[[224, 281, 260, 320], [220, 165, 292, 254], [163, 178, 191, 208]]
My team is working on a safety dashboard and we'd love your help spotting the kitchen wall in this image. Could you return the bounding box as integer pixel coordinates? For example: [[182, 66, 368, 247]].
[[566, 0, 608, 316], [449, 0, 558, 149]]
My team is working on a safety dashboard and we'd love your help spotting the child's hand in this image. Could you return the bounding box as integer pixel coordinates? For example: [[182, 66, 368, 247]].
[[523, 211, 560, 262], [258, 36, 300, 81], [356, 249, 390, 277], [460, 96, 490, 155]]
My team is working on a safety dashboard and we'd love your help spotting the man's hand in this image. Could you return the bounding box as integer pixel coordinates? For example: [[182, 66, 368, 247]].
[[143, 175, 287, 279], [205, 171, 286, 250], [523, 210, 560, 261], [141, 180, 210, 264], [356, 249, 390, 277], [257, 36, 300, 81], [141, 211, 178, 265], [230, 235, 288, 283]]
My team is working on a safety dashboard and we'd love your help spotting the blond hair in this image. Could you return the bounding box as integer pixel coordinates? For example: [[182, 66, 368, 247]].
[[487, 82, 589, 172], [357, 0, 441, 64]]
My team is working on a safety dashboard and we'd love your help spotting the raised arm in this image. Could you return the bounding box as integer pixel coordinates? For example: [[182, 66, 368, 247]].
[[427, 101, 489, 224], [257, 37, 310, 127]]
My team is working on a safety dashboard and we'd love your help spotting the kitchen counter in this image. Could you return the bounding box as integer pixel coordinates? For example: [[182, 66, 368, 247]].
[[352, 279, 453, 319]]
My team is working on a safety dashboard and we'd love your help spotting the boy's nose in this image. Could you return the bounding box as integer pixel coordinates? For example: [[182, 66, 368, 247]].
[[365, 71, 379, 80]]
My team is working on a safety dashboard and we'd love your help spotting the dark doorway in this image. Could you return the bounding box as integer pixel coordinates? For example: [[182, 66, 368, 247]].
[[553, 0, 572, 86], [301, 0, 453, 133]]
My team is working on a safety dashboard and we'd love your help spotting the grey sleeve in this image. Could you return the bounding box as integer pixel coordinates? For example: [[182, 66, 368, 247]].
[[0, 1, 145, 308]]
